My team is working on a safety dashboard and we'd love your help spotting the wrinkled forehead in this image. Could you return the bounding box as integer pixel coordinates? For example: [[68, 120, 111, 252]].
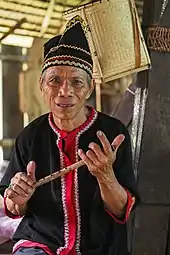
[[46, 65, 88, 78]]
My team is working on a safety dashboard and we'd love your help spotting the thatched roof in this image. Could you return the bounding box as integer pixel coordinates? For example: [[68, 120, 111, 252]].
[[0, 0, 144, 47], [0, 0, 91, 46]]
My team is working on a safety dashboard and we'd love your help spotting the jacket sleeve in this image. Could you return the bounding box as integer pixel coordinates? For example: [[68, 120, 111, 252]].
[[105, 123, 140, 223], [0, 134, 29, 197]]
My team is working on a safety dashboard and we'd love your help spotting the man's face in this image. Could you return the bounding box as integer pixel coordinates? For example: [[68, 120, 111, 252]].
[[40, 66, 93, 120]]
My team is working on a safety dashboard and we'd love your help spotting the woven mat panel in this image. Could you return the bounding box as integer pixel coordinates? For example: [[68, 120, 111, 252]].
[[64, 0, 150, 82]]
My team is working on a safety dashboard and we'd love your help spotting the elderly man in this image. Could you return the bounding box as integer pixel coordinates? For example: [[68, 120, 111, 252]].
[[0, 16, 139, 255]]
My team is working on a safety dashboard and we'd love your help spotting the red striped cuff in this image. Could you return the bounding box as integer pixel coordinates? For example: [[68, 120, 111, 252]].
[[105, 189, 135, 224], [12, 240, 55, 255]]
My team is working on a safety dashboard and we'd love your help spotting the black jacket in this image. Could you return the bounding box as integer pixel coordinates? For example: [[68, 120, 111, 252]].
[[0, 109, 139, 255]]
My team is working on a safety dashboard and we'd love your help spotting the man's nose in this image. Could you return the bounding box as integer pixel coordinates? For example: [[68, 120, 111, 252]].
[[58, 82, 73, 97]]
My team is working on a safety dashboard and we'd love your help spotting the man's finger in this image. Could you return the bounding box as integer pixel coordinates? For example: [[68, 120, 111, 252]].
[[27, 161, 36, 181], [5, 187, 19, 200], [13, 172, 34, 186], [111, 134, 125, 152], [88, 142, 105, 162], [9, 183, 30, 197], [11, 178, 34, 194], [78, 149, 93, 167], [97, 131, 113, 155]]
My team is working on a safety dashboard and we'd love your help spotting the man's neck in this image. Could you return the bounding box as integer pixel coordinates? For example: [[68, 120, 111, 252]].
[[52, 107, 88, 132]]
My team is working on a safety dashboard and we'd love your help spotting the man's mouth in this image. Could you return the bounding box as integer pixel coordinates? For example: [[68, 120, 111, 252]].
[[56, 103, 75, 108]]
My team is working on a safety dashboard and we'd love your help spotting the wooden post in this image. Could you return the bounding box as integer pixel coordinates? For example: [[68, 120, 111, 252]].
[[131, 1, 170, 254], [95, 79, 102, 112], [1, 45, 23, 160]]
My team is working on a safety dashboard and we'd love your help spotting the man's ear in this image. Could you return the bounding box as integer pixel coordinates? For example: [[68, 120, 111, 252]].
[[86, 79, 94, 99]]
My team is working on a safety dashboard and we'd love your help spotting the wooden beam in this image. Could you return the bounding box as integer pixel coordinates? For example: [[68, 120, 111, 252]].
[[1, 0, 84, 10], [131, 1, 170, 255], [0, 24, 60, 34], [0, 17, 62, 29], [0, 18, 26, 42], [0, 6, 51, 17], [40, 0, 56, 36]]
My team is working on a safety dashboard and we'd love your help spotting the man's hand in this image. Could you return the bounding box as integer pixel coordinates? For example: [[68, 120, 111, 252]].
[[78, 131, 124, 182], [5, 161, 36, 206], [78, 131, 128, 217]]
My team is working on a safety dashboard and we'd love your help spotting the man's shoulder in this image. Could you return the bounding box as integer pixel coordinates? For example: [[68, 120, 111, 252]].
[[97, 111, 126, 129], [95, 111, 129, 138], [17, 113, 49, 141]]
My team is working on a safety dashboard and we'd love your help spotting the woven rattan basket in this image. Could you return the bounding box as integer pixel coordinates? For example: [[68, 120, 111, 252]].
[[64, 0, 151, 82]]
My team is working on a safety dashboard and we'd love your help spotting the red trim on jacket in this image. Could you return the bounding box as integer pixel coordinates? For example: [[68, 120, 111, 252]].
[[49, 106, 96, 254], [61, 159, 76, 255], [9, 107, 97, 255], [105, 189, 135, 224], [12, 240, 55, 255]]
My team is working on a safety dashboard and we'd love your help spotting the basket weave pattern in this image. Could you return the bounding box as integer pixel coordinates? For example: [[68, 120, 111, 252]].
[[64, 0, 151, 81], [147, 26, 170, 53]]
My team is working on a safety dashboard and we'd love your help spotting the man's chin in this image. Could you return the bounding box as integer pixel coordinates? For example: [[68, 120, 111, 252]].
[[51, 105, 84, 121], [52, 111, 76, 120]]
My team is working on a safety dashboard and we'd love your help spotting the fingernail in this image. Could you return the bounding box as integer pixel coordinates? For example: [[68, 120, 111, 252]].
[[28, 161, 33, 167], [97, 131, 103, 136], [88, 143, 93, 148], [78, 149, 82, 154]]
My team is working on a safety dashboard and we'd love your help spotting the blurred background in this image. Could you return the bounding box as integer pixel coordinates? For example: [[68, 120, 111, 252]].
[[2, 1, 170, 255], [0, 0, 143, 163]]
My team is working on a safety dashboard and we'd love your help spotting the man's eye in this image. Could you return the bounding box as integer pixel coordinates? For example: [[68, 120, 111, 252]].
[[72, 80, 83, 86], [49, 77, 60, 84]]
